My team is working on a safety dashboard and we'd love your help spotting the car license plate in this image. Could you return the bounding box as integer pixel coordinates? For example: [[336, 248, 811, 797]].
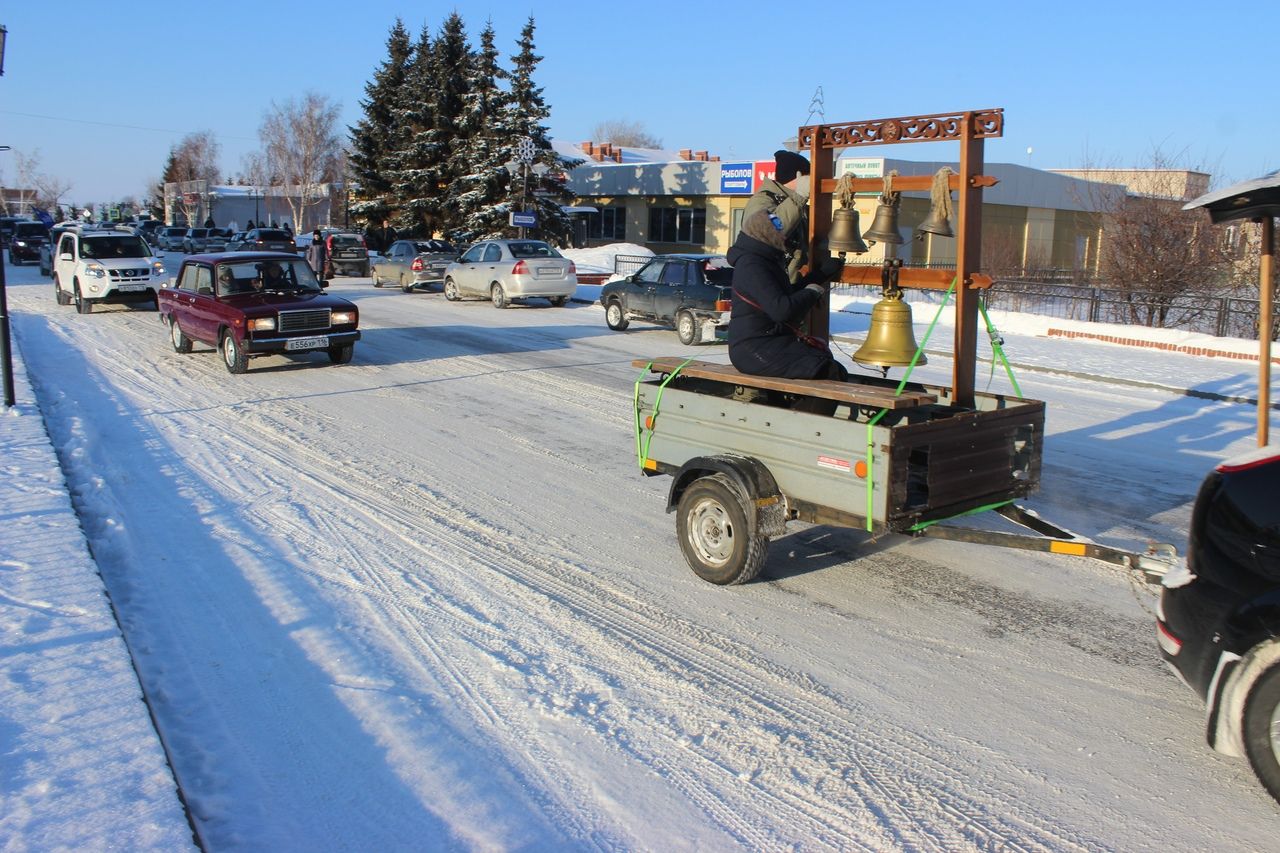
[[286, 335, 328, 351], [536, 266, 561, 278], [118, 284, 147, 291]]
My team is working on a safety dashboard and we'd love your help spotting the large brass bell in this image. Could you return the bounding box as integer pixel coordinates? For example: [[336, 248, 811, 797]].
[[828, 207, 869, 255], [863, 195, 904, 245], [853, 289, 926, 368]]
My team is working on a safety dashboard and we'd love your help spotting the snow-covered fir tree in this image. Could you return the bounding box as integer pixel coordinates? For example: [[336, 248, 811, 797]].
[[348, 19, 412, 226], [382, 22, 439, 237], [446, 22, 514, 242], [505, 17, 580, 246]]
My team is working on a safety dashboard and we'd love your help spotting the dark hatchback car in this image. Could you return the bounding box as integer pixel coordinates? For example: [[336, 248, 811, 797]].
[[1158, 448, 1280, 804], [9, 221, 50, 264], [236, 228, 296, 253], [600, 254, 733, 345]]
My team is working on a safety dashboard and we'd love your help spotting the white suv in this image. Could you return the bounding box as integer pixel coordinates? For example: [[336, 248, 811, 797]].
[[52, 227, 167, 314]]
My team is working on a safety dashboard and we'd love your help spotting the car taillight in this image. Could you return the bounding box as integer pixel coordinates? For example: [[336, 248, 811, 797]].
[[512, 260, 529, 275], [715, 299, 732, 312], [1156, 620, 1182, 656], [411, 258, 424, 271], [568, 261, 576, 274]]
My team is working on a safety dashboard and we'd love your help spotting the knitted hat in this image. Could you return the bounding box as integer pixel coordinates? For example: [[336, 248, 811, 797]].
[[773, 149, 810, 185]]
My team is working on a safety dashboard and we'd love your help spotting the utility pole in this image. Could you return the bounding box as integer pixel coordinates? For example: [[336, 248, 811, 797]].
[[0, 24, 14, 408]]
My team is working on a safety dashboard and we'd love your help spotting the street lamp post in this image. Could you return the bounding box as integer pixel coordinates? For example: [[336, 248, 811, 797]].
[[0, 23, 14, 408]]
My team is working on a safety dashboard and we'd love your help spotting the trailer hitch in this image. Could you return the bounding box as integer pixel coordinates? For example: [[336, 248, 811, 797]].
[[914, 503, 1180, 585]]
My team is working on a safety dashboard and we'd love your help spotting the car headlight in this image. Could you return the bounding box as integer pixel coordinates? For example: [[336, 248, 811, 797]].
[[151, 260, 165, 276], [85, 263, 107, 278], [331, 310, 356, 325], [248, 317, 276, 332], [14, 240, 27, 247]]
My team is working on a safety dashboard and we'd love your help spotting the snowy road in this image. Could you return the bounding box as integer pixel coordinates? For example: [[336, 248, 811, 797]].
[[7, 257, 1275, 849]]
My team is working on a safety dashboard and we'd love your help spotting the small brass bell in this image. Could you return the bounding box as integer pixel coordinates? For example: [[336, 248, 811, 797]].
[[916, 203, 954, 238], [863, 197, 904, 245], [918, 165, 955, 239], [828, 207, 869, 255], [853, 289, 926, 368]]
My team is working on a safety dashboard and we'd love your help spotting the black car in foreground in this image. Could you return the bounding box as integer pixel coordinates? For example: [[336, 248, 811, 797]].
[[600, 254, 733, 345], [1158, 447, 1280, 804]]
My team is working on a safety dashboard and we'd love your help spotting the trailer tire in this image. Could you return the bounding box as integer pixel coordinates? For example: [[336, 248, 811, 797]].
[[1242, 661, 1280, 804], [676, 473, 767, 585]]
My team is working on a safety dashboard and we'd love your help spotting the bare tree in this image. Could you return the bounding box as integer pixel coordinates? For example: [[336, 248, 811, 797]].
[[589, 119, 662, 149], [168, 131, 222, 225], [33, 172, 72, 214], [259, 92, 342, 230], [13, 149, 40, 215], [1072, 150, 1230, 328]]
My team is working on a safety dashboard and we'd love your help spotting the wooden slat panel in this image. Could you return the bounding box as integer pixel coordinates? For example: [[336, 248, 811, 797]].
[[633, 357, 936, 409]]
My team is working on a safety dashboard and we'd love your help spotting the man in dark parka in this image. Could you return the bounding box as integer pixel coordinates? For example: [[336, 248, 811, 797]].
[[727, 209, 847, 381]]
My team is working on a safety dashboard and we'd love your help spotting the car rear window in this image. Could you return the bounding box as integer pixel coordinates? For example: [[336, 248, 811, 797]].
[[15, 223, 49, 237], [508, 241, 559, 259], [256, 229, 289, 241], [330, 235, 362, 248]]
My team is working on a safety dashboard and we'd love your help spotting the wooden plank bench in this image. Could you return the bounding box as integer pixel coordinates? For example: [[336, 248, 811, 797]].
[[633, 358, 937, 410]]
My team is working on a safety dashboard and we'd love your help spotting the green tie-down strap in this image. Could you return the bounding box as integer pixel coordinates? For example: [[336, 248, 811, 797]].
[[978, 299, 1023, 398], [864, 277, 958, 532], [907, 498, 1014, 532], [634, 358, 695, 470]]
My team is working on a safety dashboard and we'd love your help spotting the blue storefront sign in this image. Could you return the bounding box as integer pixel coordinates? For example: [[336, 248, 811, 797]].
[[719, 162, 754, 195], [509, 211, 537, 228]]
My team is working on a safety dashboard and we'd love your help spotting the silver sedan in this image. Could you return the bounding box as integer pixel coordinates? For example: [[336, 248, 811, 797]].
[[442, 239, 576, 308]]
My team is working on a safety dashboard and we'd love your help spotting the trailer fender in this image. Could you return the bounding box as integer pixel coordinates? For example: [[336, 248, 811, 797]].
[[666, 455, 788, 538]]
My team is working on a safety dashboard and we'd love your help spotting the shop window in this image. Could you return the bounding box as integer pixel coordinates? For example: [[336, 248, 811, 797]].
[[648, 207, 706, 244], [587, 206, 626, 240]]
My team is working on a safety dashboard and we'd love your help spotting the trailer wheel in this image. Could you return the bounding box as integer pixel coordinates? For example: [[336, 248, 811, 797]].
[[1243, 661, 1280, 804], [676, 473, 767, 585]]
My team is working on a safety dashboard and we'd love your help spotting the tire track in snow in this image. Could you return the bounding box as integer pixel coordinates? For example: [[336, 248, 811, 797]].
[[178, 385, 1098, 851]]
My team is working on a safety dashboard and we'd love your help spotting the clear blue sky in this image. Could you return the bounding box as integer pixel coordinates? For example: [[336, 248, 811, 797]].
[[2, 0, 1275, 207]]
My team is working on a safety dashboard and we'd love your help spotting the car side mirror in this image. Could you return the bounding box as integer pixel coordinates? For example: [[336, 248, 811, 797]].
[[320, 279, 330, 288]]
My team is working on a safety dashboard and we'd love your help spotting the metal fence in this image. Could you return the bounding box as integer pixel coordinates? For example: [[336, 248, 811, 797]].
[[613, 254, 651, 277], [834, 272, 1272, 341]]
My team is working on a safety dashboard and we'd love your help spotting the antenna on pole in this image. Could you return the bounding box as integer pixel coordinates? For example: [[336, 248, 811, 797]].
[[805, 85, 825, 127]]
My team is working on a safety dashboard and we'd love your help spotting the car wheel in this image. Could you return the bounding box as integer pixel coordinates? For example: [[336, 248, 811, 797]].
[[491, 283, 508, 309], [605, 300, 629, 330], [443, 277, 459, 301], [675, 473, 768, 585], [168, 316, 192, 354], [74, 281, 93, 314], [53, 275, 71, 306], [676, 310, 698, 345], [549, 295, 568, 307], [1243, 660, 1280, 804], [372, 271, 382, 288], [328, 343, 354, 364], [359, 263, 369, 277], [221, 330, 248, 374], [401, 280, 414, 293]]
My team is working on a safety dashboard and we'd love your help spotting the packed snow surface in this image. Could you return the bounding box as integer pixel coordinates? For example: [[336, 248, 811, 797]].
[[2, 250, 1277, 849]]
